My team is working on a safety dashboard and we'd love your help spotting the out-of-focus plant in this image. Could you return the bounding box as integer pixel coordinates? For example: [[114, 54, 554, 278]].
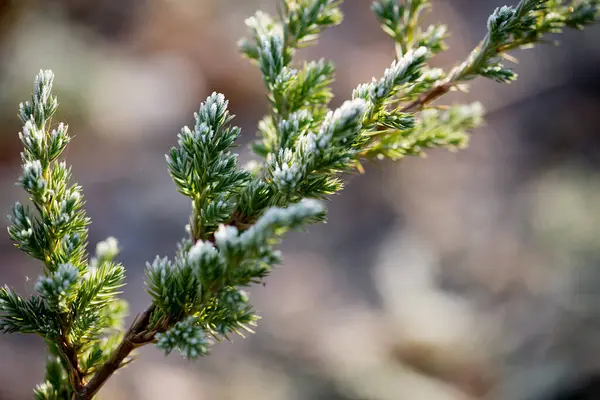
[[1, 0, 597, 398]]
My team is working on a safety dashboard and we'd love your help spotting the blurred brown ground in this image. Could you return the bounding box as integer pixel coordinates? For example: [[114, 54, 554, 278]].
[[0, 0, 599, 399]]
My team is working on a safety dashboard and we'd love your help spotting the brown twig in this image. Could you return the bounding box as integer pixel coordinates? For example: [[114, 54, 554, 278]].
[[77, 304, 157, 400], [400, 82, 453, 113], [55, 340, 84, 396]]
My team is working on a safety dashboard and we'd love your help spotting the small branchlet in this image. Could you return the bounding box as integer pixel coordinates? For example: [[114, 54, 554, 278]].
[[4, 71, 127, 399], [400, 0, 599, 112]]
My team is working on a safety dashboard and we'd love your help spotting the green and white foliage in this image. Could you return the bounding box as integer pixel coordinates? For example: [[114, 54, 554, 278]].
[[3, 70, 127, 399], [145, 197, 326, 359], [155, 86, 327, 360], [364, 0, 599, 159], [1, 0, 597, 398]]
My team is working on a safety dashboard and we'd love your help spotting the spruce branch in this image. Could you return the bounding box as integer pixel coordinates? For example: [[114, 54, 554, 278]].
[[2, 0, 598, 398], [398, 0, 600, 112], [4, 71, 129, 399]]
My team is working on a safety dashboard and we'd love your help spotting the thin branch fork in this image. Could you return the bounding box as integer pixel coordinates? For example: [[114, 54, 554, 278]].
[[400, 82, 453, 112], [76, 305, 157, 400]]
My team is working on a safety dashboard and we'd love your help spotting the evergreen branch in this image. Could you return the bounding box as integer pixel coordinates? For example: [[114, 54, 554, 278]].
[[166, 93, 250, 242], [241, 0, 344, 154], [5, 71, 131, 399], [0, 286, 57, 335], [84, 197, 323, 398], [360, 102, 484, 159], [399, 0, 599, 112], [80, 131, 327, 397], [3, 0, 598, 398]]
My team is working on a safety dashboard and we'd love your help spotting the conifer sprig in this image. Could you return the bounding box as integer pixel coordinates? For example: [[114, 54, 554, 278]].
[[1, 0, 597, 398], [357, 0, 598, 159], [3, 70, 127, 399], [396, 0, 600, 112]]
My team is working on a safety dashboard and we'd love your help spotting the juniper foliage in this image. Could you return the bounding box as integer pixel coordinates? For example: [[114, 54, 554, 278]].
[[1, 0, 597, 398]]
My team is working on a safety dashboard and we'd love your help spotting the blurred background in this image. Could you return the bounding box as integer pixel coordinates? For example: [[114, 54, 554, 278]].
[[0, 0, 599, 399]]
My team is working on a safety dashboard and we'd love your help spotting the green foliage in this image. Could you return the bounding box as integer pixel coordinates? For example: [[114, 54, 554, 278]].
[[0, 286, 57, 335], [146, 199, 324, 357], [36, 263, 79, 313], [34, 356, 71, 400], [362, 0, 598, 158], [362, 102, 484, 160], [156, 316, 211, 359], [372, 0, 448, 57], [1, 0, 597, 398], [166, 92, 250, 241], [3, 71, 127, 397], [446, 0, 600, 84]]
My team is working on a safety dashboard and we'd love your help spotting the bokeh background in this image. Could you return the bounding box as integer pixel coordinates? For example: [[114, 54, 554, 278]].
[[0, 0, 599, 399]]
